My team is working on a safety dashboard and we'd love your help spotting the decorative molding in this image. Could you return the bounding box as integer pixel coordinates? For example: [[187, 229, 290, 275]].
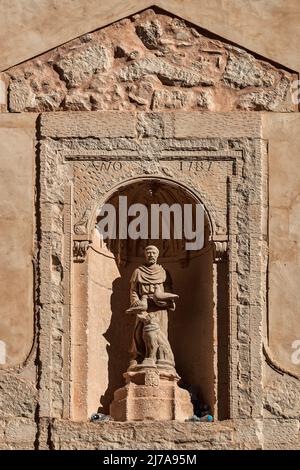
[[161, 150, 242, 160], [64, 149, 242, 162]]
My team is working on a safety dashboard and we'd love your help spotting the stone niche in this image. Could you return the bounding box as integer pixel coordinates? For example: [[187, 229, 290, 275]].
[[94, 178, 212, 421], [38, 110, 267, 426]]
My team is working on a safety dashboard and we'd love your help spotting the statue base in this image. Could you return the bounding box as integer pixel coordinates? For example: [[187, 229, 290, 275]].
[[109, 367, 193, 422]]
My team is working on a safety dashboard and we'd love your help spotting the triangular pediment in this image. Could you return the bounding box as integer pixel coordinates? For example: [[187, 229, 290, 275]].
[[4, 7, 297, 112]]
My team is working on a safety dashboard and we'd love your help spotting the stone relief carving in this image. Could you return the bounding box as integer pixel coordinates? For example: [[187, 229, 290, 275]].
[[74, 209, 91, 235], [143, 368, 160, 387], [213, 241, 228, 261], [263, 343, 300, 381], [5, 8, 297, 113]]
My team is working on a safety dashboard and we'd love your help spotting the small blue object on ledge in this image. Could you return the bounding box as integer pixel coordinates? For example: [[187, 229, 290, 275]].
[[186, 414, 214, 422]]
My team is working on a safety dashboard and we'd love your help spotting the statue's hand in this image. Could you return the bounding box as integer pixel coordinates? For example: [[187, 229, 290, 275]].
[[168, 299, 176, 311], [137, 311, 150, 323], [131, 299, 141, 307]]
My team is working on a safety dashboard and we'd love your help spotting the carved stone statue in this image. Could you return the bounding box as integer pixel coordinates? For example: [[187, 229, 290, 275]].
[[126, 245, 178, 371], [110, 245, 193, 421]]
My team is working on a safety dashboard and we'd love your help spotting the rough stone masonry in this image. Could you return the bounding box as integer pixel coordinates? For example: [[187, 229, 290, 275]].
[[0, 5, 299, 451]]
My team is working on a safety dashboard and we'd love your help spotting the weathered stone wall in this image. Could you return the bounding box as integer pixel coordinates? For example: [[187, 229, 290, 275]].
[[0, 370, 37, 450], [4, 9, 297, 113]]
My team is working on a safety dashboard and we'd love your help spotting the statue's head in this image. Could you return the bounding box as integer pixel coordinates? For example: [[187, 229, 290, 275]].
[[144, 245, 159, 265]]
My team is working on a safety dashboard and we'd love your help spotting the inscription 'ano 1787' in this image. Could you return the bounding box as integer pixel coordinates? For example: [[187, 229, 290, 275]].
[[95, 161, 214, 173]]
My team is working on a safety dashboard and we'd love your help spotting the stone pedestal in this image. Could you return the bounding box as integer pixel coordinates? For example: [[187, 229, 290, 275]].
[[110, 367, 193, 422]]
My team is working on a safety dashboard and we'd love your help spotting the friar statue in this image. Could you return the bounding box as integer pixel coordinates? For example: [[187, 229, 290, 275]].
[[126, 245, 178, 371]]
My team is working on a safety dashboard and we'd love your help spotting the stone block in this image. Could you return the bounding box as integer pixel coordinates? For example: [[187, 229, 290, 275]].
[[174, 112, 262, 138], [110, 368, 193, 422], [40, 112, 136, 138]]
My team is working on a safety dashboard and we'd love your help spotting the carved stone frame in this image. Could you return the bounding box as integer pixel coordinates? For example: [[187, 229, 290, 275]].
[[38, 111, 267, 423]]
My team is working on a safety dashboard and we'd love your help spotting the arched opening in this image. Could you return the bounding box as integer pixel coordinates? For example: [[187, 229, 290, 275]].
[[86, 177, 221, 419]]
